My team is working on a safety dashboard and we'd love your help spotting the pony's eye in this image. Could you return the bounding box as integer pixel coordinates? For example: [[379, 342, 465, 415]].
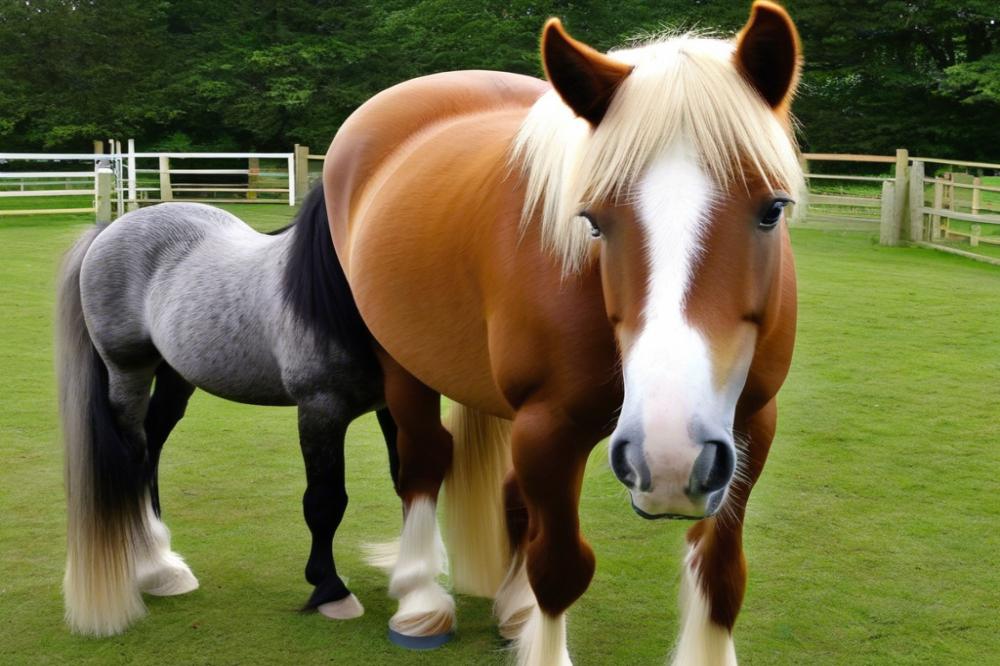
[[580, 212, 601, 238], [759, 198, 792, 230]]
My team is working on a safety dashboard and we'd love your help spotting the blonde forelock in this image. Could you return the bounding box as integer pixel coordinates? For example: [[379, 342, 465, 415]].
[[512, 32, 804, 274]]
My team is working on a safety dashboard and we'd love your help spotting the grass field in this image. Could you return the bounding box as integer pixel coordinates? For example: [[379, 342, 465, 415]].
[[1, 206, 998, 665]]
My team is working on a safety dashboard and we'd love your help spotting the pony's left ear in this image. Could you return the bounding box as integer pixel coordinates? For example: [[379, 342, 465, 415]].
[[541, 18, 633, 126], [734, 1, 802, 110]]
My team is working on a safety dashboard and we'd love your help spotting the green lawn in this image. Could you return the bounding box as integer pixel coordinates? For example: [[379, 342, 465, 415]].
[[1, 208, 998, 664]]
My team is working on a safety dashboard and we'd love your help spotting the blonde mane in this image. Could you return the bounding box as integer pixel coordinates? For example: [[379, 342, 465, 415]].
[[511, 32, 805, 274]]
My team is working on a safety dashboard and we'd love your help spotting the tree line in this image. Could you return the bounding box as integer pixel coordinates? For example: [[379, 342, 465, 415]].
[[0, 1, 997, 160]]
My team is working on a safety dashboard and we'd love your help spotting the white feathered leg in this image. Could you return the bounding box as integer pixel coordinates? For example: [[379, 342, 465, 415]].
[[494, 551, 536, 640], [515, 606, 571, 666], [383, 497, 455, 638], [135, 499, 198, 597], [671, 547, 737, 666]]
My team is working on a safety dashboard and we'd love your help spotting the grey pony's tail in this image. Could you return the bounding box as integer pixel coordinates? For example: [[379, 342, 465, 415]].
[[57, 224, 150, 636]]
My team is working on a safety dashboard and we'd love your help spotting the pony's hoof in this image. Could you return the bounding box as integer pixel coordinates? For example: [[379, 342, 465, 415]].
[[318, 593, 364, 620], [389, 582, 455, 641], [389, 604, 454, 637], [388, 627, 454, 650], [498, 604, 533, 641], [139, 562, 199, 597]]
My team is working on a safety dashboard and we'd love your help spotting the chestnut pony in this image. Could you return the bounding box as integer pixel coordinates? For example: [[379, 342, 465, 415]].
[[327, 2, 802, 663]]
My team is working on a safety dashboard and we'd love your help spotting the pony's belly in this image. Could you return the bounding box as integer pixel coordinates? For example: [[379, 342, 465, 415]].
[[347, 224, 512, 418], [146, 275, 293, 407], [154, 335, 293, 406], [171, 361, 293, 406]]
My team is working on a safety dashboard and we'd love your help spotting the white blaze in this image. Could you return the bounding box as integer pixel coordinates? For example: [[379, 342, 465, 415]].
[[614, 141, 748, 516]]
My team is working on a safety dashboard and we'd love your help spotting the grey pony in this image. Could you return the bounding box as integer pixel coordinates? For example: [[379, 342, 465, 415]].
[[56, 185, 396, 636]]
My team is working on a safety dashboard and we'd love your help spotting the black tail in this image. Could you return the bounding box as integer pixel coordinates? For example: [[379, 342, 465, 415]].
[[281, 184, 375, 360]]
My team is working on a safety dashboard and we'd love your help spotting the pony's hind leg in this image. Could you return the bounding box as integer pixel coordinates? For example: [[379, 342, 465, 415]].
[[376, 407, 401, 493], [296, 394, 363, 620], [144, 363, 195, 516], [135, 363, 199, 597], [370, 355, 455, 647]]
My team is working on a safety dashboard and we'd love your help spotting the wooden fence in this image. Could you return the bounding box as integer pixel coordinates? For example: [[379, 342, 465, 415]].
[[798, 151, 909, 242], [293, 144, 326, 202], [906, 157, 1000, 265], [797, 150, 1000, 266]]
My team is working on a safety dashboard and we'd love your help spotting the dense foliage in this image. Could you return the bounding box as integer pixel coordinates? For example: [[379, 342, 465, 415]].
[[0, 1, 997, 159]]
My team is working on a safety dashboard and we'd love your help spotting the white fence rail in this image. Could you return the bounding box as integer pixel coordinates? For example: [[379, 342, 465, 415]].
[[0, 141, 310, 219], [124, 142, 296, 207], [0, 151, 121, 218]]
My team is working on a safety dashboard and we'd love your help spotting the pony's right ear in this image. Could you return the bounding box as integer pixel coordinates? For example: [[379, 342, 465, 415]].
[[734, 1, 801, 111], [541, 18, 633, 127]]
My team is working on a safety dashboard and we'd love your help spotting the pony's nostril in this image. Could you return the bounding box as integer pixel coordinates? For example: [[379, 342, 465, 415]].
[[610, 439, 637, 489], [690, 440, 735, 495]]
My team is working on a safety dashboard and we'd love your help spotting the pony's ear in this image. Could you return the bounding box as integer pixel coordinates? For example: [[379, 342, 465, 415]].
[[734, 1, 801, 110], [541, 18, 633, 126]]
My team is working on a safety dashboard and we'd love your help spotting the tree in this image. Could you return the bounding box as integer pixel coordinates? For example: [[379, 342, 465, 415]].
[[0, 0, 997, 161]]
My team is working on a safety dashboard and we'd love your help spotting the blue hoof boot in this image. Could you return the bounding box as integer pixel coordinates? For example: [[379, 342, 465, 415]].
[[388, 628, 454, 650]]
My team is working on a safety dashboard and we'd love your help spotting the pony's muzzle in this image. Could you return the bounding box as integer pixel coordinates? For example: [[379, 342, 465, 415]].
[[613, 431, 735, 520]]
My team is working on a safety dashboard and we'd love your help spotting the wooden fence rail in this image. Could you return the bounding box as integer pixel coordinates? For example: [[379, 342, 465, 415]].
[[799, 151, 906, 233]]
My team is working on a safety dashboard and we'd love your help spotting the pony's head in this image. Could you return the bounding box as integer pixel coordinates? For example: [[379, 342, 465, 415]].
[[514, 2, 803, 519]]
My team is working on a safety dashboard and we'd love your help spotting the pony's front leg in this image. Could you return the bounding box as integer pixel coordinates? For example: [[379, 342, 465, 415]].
[[673, 400, 777, 666], [509, 404, 598, 666]]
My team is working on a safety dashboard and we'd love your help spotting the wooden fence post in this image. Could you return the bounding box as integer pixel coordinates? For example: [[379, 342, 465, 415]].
[[247, 156, 260, 200], [791, 153, 808, 222], [294, 144, 309, 203], [931, 181, 943, 240], [95, 167, 113, 223], [908, 159, 925, 242], [970, 224, 981, 248], [126, 139, 138, 211], [972, 176, 982, 215], [879, 180, 897, 246], [158, 155, 172, 201], [893, 148, 908, 238], [93, 140, 104, 155]]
